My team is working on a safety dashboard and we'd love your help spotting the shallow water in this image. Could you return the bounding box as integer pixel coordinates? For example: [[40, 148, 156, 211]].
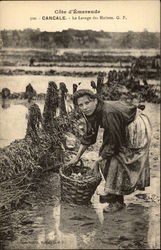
[[4, 174, 160, 250], [0, 99, 45, 148], [0, 100, 27, 147], [0, 73, 160, 97], [0, 75, 95, 94]]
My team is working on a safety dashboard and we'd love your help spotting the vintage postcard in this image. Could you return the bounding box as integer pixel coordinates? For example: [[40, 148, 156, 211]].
[[0, 1, 160, 249]]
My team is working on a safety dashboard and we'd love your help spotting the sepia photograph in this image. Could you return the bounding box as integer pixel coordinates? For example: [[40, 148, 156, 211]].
[[0, 0, 160, 249]]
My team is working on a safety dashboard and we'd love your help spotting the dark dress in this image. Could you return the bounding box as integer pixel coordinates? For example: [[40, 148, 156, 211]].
[[81, 100, 151, 195]]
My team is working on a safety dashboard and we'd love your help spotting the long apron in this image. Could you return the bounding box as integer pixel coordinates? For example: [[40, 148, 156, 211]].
[[101, 109, 152, 195]]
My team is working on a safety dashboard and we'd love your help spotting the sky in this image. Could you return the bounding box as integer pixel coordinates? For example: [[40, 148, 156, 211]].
[[0, 0, 160, 32]]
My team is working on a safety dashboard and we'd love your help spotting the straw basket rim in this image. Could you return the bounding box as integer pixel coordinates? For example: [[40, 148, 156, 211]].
[[59, 165, 101, 185]]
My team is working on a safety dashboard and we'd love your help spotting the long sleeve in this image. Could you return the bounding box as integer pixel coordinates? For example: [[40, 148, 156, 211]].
[[99, 111, 126, 158], [81, 119, 99, 146]]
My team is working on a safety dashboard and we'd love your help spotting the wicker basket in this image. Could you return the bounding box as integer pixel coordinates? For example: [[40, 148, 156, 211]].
[[59, 160, 102, 205]]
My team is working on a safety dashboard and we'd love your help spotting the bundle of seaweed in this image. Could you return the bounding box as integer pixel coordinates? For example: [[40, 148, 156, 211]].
[[43, 81, 59, 129], [0, 139, 41, 182], [0, 136, 42, 237], [38, 110, 83, 170], [0, 104, 48, 219], [136, 85, 161, 103], [101, 83, 122, 101], [0, 138, 40, 241], [0, 174, 35, 243], [101, 83, 160, 103], [0, 176, 32, 210], [0, 101, 81, 203]]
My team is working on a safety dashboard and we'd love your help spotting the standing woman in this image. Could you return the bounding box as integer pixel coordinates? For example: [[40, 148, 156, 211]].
[[68, 89, 152, 212]]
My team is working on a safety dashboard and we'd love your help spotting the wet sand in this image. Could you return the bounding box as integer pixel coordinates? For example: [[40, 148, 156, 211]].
[[2, 103, 160, 250]]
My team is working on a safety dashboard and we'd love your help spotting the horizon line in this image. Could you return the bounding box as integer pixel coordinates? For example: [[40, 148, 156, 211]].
[[0, 28, 160, 33]]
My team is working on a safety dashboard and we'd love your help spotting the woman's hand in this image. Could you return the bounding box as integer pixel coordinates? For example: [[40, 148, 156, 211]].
[[66, 144, 88, 167]]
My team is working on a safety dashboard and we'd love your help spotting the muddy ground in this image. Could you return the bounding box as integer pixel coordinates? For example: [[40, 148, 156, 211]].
[[1, 102, 160, 250]]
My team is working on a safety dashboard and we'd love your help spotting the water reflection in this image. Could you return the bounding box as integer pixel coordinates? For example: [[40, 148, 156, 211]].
[[147, 204, 160, 249], [35, 204, 78, 249], [30, 201, 101, 249], [5, 187, 160, 249], [33, 196, 154, 249]]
